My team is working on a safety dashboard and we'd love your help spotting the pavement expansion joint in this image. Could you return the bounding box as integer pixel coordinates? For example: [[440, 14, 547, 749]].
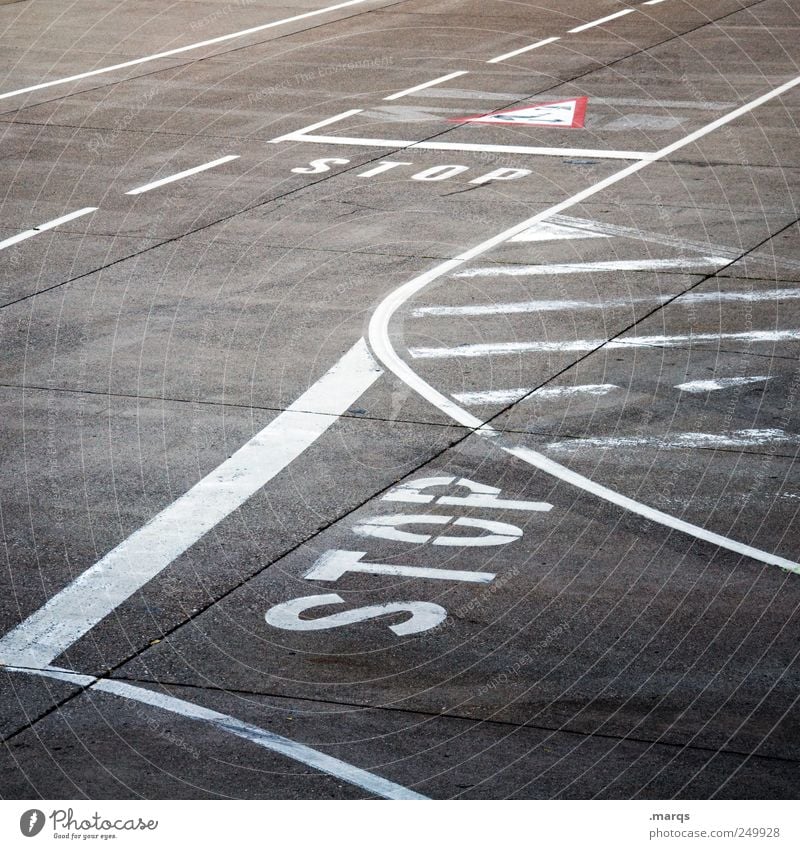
[[101, 675, 800, 768]]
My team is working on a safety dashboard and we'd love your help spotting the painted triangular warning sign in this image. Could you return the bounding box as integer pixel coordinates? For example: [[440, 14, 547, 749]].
[[450, 97, 588, 129]]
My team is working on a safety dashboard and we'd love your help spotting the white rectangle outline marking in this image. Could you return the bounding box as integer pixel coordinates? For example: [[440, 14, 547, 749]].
[[0, 340, 382, 669], [270, 109, 653, 160], [0, 207, 98, 251], [384, 71, 468, 100], [0, 1, 370, 102], [125, 155, 240, 195]]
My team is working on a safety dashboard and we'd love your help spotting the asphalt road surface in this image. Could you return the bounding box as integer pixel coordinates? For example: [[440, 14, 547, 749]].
[[1, 0, 798, 800]]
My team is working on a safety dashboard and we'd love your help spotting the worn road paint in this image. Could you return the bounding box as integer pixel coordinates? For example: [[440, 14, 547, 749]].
[[367, 72, 800, 573], [305, 549, 496, 583], [676, 376, 772, 393], [409, 330, 800, 359], [451, 97, 588, 129], [509, 221, 611, 242], [4, 666, 427, 800], [544, 429, 797, 451], [352, 514, 523, 547], [0, 1, 370, 102], [413, 289, 800, 318], [383, 476, 552, 511], [384, 71, 468, 101], [0, 208, 97, 251], [453, 385, 620, 405], [265, 594, 447, 636], [126, 155, 239, 195], [0, 340, 382, 669], [452, 257, 728, 278]]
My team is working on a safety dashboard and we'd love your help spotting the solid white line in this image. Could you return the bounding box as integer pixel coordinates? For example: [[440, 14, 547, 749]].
[[0, 1, 370, 102], [5, 666, 427, 800], [0, 207, 97, 251], [384, 71, 468, 101], [453, 384, 619, 405], [289, 133, 652, 160], [0, 340, 382, 669], [452, 257, 727, 278], [125, 155, 239, 195], [410, 330, 800, 359], [676, 376, 771, 393], [568, 9, 635, 33], [367, 72, 800, 573], [487, 36, 561, 64], [413, 288, 800, 318]]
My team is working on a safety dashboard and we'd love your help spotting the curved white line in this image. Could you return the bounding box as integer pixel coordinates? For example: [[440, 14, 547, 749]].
[[368, 75, 800, 575]]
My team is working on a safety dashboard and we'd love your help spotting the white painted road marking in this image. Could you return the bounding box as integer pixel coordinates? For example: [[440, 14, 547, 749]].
[[0, 340, 382, 669], [409, 330, 800, 358], [568, 9, 635, 34], [453, 385, 619, 405], [452, 257, 728, 277], [367, 72, 800, 574], [487, 36, 561, 64], [383, 476, 552, 511], [544, 429, 797, 451], [265, 594, 448, 636], [0, 1, 370, 103], [270, 108, 653, 160], [5, 666, 427, 800], [676, 376, 772, 393], [0, 208, 97, 251], [305, 549, 496, 583], [384, 71, 468, 101], [505, 445, 800, 574], [413, 288, 800, 318], [452, 97, 588, 129], [125, 155, 239, 195]]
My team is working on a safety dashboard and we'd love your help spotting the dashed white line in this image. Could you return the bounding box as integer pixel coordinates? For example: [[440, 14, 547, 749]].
[[0, 340, 382, 669], [125, 155, 239, 195], [676, 376, 772, 393], [410, 330, 800, 359], [0, 207, 97, 251], [413, 288, 800, 318], [452, 257, 727, 278], [384, 71, 468, 101], [644, 0, 668, 6], [454, 384, 619, 405], [0, 1, 370, 102], [5, 666, 427, 801], [568, 9, 635, 33], [545, 429, 796, 451], [487, 36, 561, 65]]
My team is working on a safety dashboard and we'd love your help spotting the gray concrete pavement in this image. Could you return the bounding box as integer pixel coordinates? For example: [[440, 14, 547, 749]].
[[0, 0, 798, 800]]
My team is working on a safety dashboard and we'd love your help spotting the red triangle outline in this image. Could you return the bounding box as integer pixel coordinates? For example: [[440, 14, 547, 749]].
[[448, 96, 588, 129]]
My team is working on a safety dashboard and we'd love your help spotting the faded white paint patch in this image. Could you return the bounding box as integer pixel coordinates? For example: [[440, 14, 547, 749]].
[[545, 429, 796, 451], [453, 384, 619, 405], [676, 376, 771, 393]]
